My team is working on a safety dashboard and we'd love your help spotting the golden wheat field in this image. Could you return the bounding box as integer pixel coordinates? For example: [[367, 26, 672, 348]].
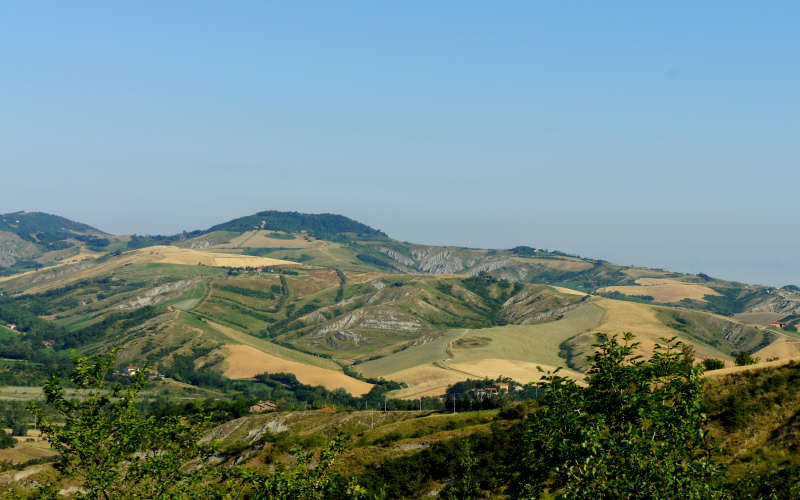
[[754, 337, 800, 359], [704, 356, 800, 378], [446, 358, 585, 384], [221, 230, 320, 249], [599, 278, 720, 303], [383, 364, 473, 399], [135, 245, 298, 268], [592, 297, 726, 360], [220, 344, 373, 395]]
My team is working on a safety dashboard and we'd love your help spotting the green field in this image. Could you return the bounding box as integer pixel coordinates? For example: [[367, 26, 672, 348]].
[[356, 329, 465, 379], [449, 303, 605, 367]]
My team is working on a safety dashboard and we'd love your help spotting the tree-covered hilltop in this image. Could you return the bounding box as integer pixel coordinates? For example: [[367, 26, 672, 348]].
[[0, 211, 104, 241], [205, 210, 388, 241]]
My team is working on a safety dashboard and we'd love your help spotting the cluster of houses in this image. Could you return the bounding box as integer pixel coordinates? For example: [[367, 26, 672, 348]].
[[468, 381, 525, 399], [249, 401, 278, 413], [116, 366, 164, 380]]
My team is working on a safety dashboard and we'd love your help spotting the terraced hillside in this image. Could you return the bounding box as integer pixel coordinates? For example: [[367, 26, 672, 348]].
[[1, 209, 799, 400]]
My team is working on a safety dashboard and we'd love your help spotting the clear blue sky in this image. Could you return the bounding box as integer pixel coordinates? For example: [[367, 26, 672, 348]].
[[2, 2, 798, 286]]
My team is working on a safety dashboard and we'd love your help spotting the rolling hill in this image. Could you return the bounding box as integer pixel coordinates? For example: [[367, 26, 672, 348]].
[[0, 209, 799, 400]]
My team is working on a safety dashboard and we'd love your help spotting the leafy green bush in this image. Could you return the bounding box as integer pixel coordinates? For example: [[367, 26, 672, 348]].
[[735, 351, 757, 366], [703, 358, 726, 371]]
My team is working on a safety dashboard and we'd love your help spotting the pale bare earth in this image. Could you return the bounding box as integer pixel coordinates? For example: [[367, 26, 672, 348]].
[[220, 344, 373, 396], [599, 278, 721, 303]]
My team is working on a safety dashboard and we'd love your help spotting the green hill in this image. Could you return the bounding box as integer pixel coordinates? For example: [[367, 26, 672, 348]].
[[205, 210, 387, 241]]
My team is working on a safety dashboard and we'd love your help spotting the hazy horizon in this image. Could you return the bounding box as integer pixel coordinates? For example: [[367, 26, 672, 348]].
[[3, 2, 798, 287]]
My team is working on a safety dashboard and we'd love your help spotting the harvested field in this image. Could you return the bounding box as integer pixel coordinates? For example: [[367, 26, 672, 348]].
[[384, 364, 470, 399], [599, 278, 720, 303], [449, 303, 606, 368], [201, 319, 340, 370], [704, 356, 800, 378], [0, 443, 55, 463], [754, 337, 800, 359], [222, 231, 319, 249], [135, 246, 298, 268], [446, 358, 585, 384], [551, 286, 589, 296], [220, 344, 373, 396], [357, 330, 466, 379], [593, 298, 726, 360], [734, 312, 785, 325], [513, 257, 593, 272], [369, 305, 604, 397], [622, 268, 672, 279]]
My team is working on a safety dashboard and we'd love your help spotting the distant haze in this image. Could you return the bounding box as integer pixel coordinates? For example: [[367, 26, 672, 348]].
[[2, 3, 798, 287]]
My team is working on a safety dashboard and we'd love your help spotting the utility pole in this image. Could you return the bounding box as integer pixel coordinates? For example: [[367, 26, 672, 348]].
[[453, 393, 456, 414]]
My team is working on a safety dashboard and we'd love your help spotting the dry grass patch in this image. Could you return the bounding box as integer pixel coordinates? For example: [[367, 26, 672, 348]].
[[384, 364, 470, 399], [703, 356, 800, 378], [220, 344, 373, 396], [593, 298, 724, 360], [622, 268, 672, 279], [551, 286, 589, 296], [734, 312, 785, 325], [599, 278, 721, 303], [450, 304, 606, 368], [754, 338, 800, 359], [131, 245, 298, 268], [446, 358, 585, 384], [513, 257, 593, 272], [222, 231, 320, 249]]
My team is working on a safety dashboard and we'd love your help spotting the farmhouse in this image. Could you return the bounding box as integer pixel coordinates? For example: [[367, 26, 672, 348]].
[[770, 321, 788, 329], [144, 368, 164, 379], [41, 340, 55, 348], [124, 366, 140, 376], [249, 401, 278, 413], [493, 382, 509, 392], [7, 324, 16, 331]]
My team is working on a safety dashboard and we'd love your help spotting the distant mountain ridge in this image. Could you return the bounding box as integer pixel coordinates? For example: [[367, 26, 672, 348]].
[[1, 209, 798, 320]]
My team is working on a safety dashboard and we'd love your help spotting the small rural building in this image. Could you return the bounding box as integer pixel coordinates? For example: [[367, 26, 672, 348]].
[[124, 366, 140, 376], [493, 382, 509, 392], [249, 401, 278, 413], [144, 369, 164, 380], [41, 340, 55, 348], [7, 324, 16, 331], [771, 321, 788, 329]]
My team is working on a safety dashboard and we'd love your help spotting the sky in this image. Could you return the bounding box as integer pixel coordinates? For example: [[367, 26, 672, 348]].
[[1, 2, 798, 286]]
